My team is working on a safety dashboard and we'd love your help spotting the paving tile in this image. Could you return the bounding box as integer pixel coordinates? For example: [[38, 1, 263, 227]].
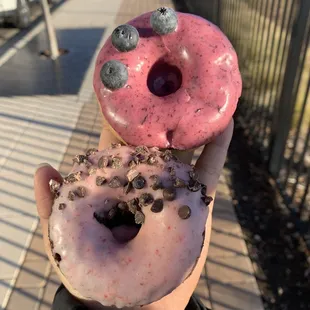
[[0, 279, 12, 308], [207, 256, 255, 284], [194, 266, 212, 309], [210, 281, 264, 310], [0, 178, 37, 219], [212, 195, 240, 233], [14, 260, 49, 288], [209, 228, 248, 258], [0, 124, 25, 168], [6, 286, 43, 310], [216, 181, 231, 198], [40, 272, 61, 310], [21, 230, 45, 262], [0, 217, 35, 279], [0, 168, 34, 204]]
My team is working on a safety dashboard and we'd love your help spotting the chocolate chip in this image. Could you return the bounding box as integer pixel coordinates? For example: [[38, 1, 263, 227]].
[[135, 211, 145, 224], [86, 148, 98, 156], [128, 198, 139, 213], [201, 196, 213, 206], [151, 199, 164, 213], [94, 211, 106, 224], [73, 154, 87, 164], [126, 169, 139, 182], [132, 175, 146, 189], [134, 153, 147, 164], [187, 179, 202, 192], [149, 175, 163, 190], [163, 187, 176, 201], [189, 170, 199, 180], [168, 167, 176, 176], [174, 177, 186, 188], [98, 156, 109, 168], [64, 172, 82, 184], [83, 160, 92, 169], [124, 182, 133, 194], [201, 184, 207, 196], [147, 154, 158, 165], [88, 167, 97, 175], [161, 150, 173, 162], [96, 176, 106, 186], [111, 157, 123, 169], [49, 179, 61, 194], [111, 143, 122, 148], [75, 186, 86, 198], [108, 176, 122, 188], [135, 146, 149, 155], [128, 160, 137, 168], [139, 193, 154, 206], [107, 207, 118, 220], [117, 201, 128, 211], [178, 205, 191, 219], [54, 253, 62, 263], [68, 191, 75, 201], [58, 203, 66, 210]]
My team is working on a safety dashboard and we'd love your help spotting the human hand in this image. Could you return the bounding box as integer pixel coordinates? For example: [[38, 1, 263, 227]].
[[34, 117, 234, 310]]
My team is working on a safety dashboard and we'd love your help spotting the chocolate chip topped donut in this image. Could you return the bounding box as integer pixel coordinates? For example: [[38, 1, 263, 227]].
[[48, 144, 213, 308], [93, 7, 242, 150]]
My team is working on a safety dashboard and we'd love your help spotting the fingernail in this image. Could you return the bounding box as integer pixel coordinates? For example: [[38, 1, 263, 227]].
[[35, 163, 51, 173]]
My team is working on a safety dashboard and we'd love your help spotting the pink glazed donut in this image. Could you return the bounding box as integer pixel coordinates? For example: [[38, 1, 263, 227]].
[[93, 7, 242, 150], [48, 145, 213, 308]]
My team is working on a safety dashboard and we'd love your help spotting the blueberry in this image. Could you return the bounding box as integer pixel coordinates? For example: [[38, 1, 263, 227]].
[[150, 7, 178, 35], [112, 24, 139, 52], [100, 60, 128, 90]]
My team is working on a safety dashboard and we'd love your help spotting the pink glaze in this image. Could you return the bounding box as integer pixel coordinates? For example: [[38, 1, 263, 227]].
[[93, 11, 242, 150], [49, 146, 209, 308]]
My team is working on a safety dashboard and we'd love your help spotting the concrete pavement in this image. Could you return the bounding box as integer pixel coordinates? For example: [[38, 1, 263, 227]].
[[0, 0, 264, 309]]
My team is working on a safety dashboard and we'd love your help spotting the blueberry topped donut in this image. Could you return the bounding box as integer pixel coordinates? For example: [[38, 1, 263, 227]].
[[93, 7, 242, 150]]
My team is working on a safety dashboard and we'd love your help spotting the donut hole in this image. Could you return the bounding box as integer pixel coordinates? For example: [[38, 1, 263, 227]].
[[147, 60, 182, 97], [94, 208, 141, 243]]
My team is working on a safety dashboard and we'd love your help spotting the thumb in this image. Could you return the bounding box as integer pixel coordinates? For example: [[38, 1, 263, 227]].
[[34, 163, 63, 221], [195, 119, 234, 197]]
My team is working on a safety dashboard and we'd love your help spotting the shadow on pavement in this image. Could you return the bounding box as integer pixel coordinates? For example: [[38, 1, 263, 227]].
[[0, 27, 105, 96]]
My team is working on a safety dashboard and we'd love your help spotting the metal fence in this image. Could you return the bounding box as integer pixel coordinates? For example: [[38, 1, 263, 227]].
[[178, 0, 310, 236]]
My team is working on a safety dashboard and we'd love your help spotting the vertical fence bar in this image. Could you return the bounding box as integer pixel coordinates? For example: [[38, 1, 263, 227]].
[[245, 0, 267, 122], [253, 0, 277, 138], [216, 0, 222, 27], [290, 123, 310, 214], [268, 0, 297, 147], [231, 0, 239, 42], [283, 33, 310, 189], [243, 0, 261, 102], [263, 0, 295, 145], [236, 0, 249, 78], [257, 0, 282, 144], [269, 0, 310, 177], [234, 0, 243, 54], [249, 0, 271, 129], [299, 167, 310, 217]]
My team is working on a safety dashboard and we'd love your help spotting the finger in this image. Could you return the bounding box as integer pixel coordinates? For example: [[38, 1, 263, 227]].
[[98, 115, 124, 150], [34, 163, 62, 221], [195, 119, 234, 195]]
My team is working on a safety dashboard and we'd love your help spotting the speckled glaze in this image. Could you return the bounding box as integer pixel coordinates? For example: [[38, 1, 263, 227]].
[[49, 146, 209, 308], [93, 11, 242, 150]]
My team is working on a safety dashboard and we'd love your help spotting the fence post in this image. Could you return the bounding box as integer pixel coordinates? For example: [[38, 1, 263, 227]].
[[216, 0, 221, 27], [268, 0, 310, 177]]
